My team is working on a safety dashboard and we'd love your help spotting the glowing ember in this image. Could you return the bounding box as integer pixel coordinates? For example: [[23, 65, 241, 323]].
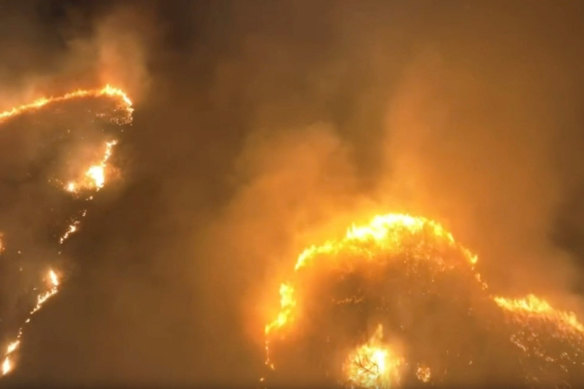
[[295, 213, 478, 271], [59, 219, 80, 245], [1, 357, 12, 376], [265, 283, 296, 335], [343, 324, 403, 388]]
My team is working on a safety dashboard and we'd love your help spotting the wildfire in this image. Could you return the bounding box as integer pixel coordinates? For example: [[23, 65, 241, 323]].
[[415, 365, 431, 383], [267, 213, 482, 328], [494, 294, 584, 334], [343, 324, 403, 389], [1, 269, 61, 377], [65, 139, 119, 194], [265, 213, 484, 378], [295, 214, 478, 271], [265, 283, 296, 335], [0, 84, 133, 379], [0, 84, 133, 124], [1, 357, 11, 376], [59, 219, 80, 244], [263, 212, 584, 387]]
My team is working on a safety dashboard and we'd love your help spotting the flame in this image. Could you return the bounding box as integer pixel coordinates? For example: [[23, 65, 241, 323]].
[[59, 219, 80, 245], [267, 213, 482, 329], [494, 294, 584, 334], [265, 213, 483, 373], [265, 283, 296, 335], [65, 140, 119, 194], [1, 357, 11, 376], [0, 84, 133, 124], [415, 365, 431, 383], [30, 269, 60, 318], [1, 269, 61, 376], [295, 213, 478, 271], [0, 84, 133, 379], [48, 269, 59, 287], [343, 324, 403, 388], [263, 212, 584, 386], [5, 341, 19, 355]]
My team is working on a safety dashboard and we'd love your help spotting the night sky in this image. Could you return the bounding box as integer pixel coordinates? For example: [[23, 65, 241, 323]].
[[1, 1, 584, 387]]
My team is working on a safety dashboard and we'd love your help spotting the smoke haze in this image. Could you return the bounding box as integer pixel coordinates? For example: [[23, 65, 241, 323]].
[[1, 0, 584, 386]]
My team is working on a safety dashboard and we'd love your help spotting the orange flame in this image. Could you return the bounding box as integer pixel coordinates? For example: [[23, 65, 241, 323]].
[[65, 140, 119, 194], [1, 269, 61, 376], [0, 85, 133, 124], [263, 212, 584, 387], [0, 84, 133, 379]]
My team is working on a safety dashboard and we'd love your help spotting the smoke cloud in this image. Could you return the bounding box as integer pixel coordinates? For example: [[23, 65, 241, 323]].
[[0, 0, 584, 387]]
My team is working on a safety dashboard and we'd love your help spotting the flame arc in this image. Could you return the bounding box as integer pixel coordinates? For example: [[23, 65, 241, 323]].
[[0, 85, 133, 124], [0, 85, 133, 378], [263, 213, 584, 388]]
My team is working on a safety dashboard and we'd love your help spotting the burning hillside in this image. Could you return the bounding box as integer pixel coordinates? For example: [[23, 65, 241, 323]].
[[264, 214, 584, 387]]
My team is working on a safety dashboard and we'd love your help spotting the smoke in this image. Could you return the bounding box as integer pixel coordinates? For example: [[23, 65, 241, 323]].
[[381, 50, 571, 295], [0, 1, 153, 107], [1, 0, 584, 387]]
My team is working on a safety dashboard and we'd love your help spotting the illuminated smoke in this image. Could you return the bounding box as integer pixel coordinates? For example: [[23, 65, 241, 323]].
[[0, 85, 133, 378], [263, 213, 584, 387]]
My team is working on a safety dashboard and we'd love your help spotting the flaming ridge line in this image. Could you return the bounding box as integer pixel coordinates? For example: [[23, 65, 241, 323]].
[[0, 85, 133, 378], [266, 214, 481, 338], [263, 213, 584, 387], [1, 269, 60, 376]]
